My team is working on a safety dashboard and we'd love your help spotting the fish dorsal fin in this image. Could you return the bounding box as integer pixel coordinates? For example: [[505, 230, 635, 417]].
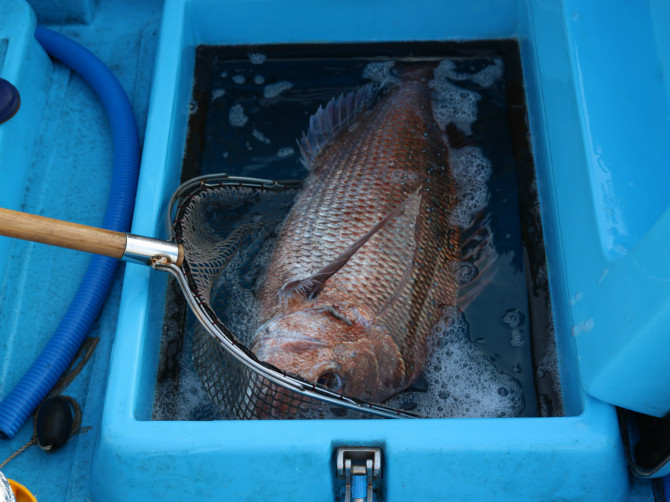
[[279, 191, 421, 303], [299, 84, 377, 169], [457, 212, 498, 310]]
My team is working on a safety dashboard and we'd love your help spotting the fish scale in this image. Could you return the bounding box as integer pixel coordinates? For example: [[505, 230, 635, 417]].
[[253, 69, 464, 402]]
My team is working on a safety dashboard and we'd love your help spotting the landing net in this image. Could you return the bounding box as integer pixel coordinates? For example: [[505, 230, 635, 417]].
[[159, 175, 415, 419]]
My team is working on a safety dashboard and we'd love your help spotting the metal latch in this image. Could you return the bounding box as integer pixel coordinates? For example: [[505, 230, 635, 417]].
[[335, 447, 382, 502]]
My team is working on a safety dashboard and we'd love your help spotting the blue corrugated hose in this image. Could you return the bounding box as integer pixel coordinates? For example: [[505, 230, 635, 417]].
[[0, 26, 139, 439]]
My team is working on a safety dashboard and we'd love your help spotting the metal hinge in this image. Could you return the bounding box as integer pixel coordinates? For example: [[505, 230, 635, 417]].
[[335, 447, 382, 502]]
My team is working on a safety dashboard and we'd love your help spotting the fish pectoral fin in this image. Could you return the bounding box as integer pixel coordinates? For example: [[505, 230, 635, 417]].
[[278, 191, 421, 302], [298, 83, 377, 169], [278, 277, 320, 304]]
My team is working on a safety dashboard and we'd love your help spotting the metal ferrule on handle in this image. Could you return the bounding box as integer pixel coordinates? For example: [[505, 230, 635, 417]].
[[123, 234, 183, 266]]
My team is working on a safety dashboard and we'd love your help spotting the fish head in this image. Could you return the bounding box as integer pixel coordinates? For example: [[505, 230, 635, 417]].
[[252, 306, 405, 403]]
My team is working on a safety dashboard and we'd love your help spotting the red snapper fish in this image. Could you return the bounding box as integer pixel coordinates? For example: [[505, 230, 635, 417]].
[[251, 64, 493, 404]]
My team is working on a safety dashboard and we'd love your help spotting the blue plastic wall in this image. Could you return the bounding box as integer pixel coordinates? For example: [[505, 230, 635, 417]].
[[26, 0, 95, 24], [0, 0, 162, 499], [86, 0, 653, 500], [555, 0, 670, 418]]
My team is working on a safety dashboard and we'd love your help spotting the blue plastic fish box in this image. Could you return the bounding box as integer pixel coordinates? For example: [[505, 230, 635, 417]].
[[90, 0, 670, 500]]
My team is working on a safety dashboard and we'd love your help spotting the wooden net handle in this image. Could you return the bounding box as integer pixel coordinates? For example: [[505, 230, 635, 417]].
[[0, 207, 128, 259]]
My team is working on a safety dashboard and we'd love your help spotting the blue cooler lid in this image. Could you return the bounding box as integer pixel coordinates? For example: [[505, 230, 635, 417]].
[[547, 2, 670, 418]]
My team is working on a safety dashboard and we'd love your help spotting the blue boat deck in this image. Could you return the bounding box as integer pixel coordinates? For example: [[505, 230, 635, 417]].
[[0, 0, 161, 499]]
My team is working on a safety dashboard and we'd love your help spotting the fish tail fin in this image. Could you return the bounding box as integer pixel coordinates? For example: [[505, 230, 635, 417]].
[[458, 212, 498, 311]]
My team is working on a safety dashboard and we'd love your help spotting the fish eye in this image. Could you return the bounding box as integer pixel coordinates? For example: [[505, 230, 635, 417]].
[[317, 372, 344, 392]]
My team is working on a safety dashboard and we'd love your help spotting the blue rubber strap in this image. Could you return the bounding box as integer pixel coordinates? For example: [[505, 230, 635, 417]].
[[351, 474, 368, 501]]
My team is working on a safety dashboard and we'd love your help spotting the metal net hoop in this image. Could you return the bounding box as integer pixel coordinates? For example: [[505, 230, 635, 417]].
[[164, 176, 415, 420]]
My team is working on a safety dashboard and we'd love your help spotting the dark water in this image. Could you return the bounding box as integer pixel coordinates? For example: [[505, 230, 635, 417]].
[[152, 41, 562, 420]]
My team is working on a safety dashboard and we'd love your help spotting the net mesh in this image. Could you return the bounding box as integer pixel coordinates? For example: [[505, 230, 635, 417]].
[[171, 179, 393, 419], [192, 324, 326, 419]]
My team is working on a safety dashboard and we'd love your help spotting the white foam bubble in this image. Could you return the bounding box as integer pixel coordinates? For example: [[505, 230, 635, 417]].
[[432, 57, 503, 89], [429, 58, 504, 135], [502, 308, 522, 328], [248, 52, 266, 65], [502, 308, 526, 347], [471, 59, 504, 88], [212, 89, 226, 101], [430, 59, 483, 134], [449, 260, 478, 283], [263, 81, 293, 98], [362, 61, 398, 87], [430, 80, 480, 134], [386, 307, 524, 418], [252, 127, 271, 145], [277, 147, 295, 158], [232, 75, 246, 85], [228, 104, 249, 127], [447, 146, 492, 228], [437, 58, 459, 78], [254, 74, 265, 85], [510, 328, 525, 347]]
